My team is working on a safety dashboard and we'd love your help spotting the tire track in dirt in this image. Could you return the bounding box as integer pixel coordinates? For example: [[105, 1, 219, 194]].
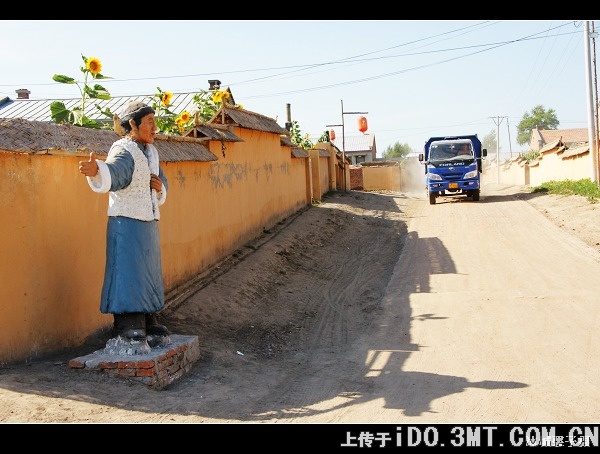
[[250, 193, 410, 416]]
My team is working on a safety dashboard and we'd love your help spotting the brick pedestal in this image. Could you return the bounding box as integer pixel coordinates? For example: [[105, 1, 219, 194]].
[[69, 334, 200, 390]]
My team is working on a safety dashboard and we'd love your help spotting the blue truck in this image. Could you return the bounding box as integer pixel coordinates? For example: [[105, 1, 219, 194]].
[[419, 134, 488, 205]]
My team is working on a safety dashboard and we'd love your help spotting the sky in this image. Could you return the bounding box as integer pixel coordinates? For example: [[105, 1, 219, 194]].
[[0, 20, 595, 159]]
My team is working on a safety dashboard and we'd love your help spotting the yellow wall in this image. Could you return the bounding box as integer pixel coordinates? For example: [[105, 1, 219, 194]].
[[317, 155, 331, 199], [563, 154, 593, 181], [308, 147, 333, 201], [529, 150, 592, 187], [313, 142, 348, 191], [0, 152, 111, 361], [0, 126, 312, 364], [161, 128, 309, 293], [362, 164, 401, 192], [498, 159, 527, 186], [478, 150, 592, 188]]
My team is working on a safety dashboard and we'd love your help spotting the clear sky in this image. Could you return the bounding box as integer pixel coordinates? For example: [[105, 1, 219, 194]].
[[0, 20, 594, 158]]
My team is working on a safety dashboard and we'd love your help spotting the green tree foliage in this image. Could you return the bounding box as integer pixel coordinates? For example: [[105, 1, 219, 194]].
[[316, 130, 331, 143], [382, 142, 412, 160], [482, 129, 498, 152], [517, 105, 559, 146]]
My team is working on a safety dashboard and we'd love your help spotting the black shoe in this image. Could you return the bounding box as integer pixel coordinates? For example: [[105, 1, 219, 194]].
[[145, 313, 169, 336], [113, 313, 146, 339], [122, 328, 147, 341]]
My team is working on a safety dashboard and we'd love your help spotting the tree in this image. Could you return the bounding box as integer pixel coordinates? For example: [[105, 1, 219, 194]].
[[316, 130, 331, 143], [382, 141, 412, 160], [482, 129, 498, 153], [516, 105, 559, 146]]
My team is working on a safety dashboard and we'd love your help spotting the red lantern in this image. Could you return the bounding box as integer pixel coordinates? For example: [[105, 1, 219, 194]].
[[357, 116, 368, 133], [329, 129, 336, 141]]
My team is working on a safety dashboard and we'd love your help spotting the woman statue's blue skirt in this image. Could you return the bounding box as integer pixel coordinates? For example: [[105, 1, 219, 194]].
[[100, 216, 165, 314]]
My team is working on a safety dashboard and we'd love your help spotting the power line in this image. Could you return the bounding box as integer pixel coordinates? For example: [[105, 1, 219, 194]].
[[0, 23, 580, 100]]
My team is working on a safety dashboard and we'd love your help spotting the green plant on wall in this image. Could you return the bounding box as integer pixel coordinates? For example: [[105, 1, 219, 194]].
[[290, 120, 313, 150], [50, 54, 112, 129], [191, 89, 225, 122], [50, 55, 243, 135], [200, 88, 243, 118], [152, 88, 241, 135], [519, 150, 540, 163], [150, 87, 185, 135]]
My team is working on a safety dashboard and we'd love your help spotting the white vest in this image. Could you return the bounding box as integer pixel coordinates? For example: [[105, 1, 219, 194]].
[[107, 138, 161, 221]]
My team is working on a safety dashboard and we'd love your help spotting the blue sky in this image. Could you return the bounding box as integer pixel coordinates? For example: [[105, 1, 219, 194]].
[[0, 20, 594, 158]]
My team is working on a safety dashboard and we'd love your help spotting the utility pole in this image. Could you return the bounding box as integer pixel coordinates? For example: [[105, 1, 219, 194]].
[[593, 21, 599, 170], [489, 116, 507, 183], [584, 21, 599, 184], [327, 100, 368, 192], [507, 118, 513, 159]]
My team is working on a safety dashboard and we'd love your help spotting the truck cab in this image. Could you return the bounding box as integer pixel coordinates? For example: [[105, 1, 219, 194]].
[[419, 135, 487, 205]]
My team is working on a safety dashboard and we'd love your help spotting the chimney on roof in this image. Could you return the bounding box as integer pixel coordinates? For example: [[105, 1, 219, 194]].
[[16, 88, 31, 99], [208, 80, 221, 90], [285, 103, 292, 131]]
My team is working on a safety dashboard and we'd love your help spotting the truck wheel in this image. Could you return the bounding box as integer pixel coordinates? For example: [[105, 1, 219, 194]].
[[472, 189, 480, 201], [429, 192, 436, 205]]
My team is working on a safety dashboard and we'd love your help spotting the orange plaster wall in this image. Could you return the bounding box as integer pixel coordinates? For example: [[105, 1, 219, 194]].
[[1, 152, 111, 362], [362, 165, 401, 192]]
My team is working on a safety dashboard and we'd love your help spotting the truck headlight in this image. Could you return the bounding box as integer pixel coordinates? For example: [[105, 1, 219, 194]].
[[427, 172, 442, 181], [464, 169, 478, 179]]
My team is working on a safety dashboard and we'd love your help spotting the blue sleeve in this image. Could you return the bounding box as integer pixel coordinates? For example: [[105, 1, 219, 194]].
[[105, 146, 135, 192], [158, 166, 168, 192]]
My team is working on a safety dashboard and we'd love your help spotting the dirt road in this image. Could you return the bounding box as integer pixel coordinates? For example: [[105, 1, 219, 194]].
[[1, 183, 600, 423]]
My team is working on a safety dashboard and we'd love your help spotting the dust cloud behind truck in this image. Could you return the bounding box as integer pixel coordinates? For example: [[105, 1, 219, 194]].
[[419, 134, 487, 205]]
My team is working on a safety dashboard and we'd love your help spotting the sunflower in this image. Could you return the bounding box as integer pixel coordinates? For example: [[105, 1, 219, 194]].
[[86, 57, 102, 76], [179, 111, 191, 123], [212, 91, 224, 103], [161, 92, 173, 107]]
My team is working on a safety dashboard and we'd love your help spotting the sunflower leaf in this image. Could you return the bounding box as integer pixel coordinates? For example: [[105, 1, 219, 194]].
[[52, 75, 77, 84], [49, 102, 72, 124]]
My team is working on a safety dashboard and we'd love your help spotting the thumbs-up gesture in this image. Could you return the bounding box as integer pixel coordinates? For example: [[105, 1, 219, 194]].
[[79, 152, 99, 177]]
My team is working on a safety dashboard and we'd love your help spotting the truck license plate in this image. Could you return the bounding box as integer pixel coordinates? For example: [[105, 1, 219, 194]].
[[449, 183, 458, 189]]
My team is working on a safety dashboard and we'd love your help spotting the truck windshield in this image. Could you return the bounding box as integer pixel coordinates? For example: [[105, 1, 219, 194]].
[[430, 145, 454, 160], [430, 143, 473, 160]]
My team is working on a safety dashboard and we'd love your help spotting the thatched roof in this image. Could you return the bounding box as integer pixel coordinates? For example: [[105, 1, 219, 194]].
[[210, 106, 290, 135], [562, 143, 590, 159], [280, 135, 294, 147], [183, 122, 242, 143], [0, 118, 217, 162], [291, 147, 309, 158]]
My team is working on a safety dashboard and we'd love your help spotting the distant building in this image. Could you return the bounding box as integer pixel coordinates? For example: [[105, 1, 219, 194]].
[[529, 125, 588, 151], [331, 134, 377, 164]]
